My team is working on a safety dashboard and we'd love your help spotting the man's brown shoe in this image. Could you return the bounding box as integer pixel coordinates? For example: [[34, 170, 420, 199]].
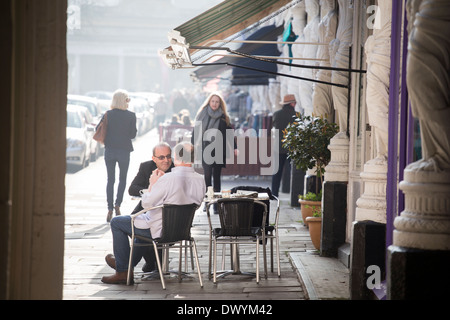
[[105, 254, 116, 270], [101, 271, 133, 284], [114, 205, 121, 216]]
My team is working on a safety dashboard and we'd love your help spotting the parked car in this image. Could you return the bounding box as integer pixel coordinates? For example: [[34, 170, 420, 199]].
[[66, 104, 92, 169], [129, 92, 155, 133], [128, 97, 152, 136], [75, 105, 101, 161], [68, 94, 103, 124], [67, 95, 104, 158], [84, 90, 113, 100]]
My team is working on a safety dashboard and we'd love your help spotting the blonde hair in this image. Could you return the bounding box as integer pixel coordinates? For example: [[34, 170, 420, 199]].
[[196, 91, 231, 125], [111, 89, 130, 110]]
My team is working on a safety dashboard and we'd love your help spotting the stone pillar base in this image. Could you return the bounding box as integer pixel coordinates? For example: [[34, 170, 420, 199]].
[[324, 132, 349, 182], [350, 220, 386, 300], [394, 163, 450, 250], [321, 181, 347, 257], [388, 245, 450, 299], [355, 157, 387, 224], [290, 164, 305, 207]]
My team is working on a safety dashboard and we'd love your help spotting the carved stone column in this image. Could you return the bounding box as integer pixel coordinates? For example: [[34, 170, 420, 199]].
[[324, 133, 350, 182], [325, 0, 353, 183], [312, 0, 337, 123], [288, 1, 307, 112], [393, 0, 450, 252], [355, 1, 392, 224], [394, 169, 450, 250], [388, 0, 450, 299], [299, 0, 320, 117], [355, 158, 388, 223]]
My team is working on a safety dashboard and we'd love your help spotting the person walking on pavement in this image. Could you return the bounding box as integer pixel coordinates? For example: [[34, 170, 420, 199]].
[[271, 94, 297, 197], [127, 142, 174, 272], [191, 92, 237, 193], [103, 89, 137, 222], [101, 142, 205, 284], [153, 94, 168, 126]]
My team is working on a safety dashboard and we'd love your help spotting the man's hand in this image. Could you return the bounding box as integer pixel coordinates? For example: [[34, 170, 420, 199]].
[[148, 169, 165, 191]]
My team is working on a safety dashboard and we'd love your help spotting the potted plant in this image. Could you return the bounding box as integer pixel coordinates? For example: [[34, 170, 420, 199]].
[[282, 114, 338, 224], [306, 208, 322, 251], [298, 190, 322, 226]]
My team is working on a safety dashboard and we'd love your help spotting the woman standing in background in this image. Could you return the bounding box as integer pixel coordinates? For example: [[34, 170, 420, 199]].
[[192, 92, 237, 193], [102, 89, 137, 222]]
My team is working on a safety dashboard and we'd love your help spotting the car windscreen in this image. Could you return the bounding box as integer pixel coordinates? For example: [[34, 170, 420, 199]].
[[67, 110, 82, 128]]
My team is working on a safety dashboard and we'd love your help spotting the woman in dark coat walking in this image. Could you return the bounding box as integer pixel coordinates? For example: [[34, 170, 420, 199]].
[[192, 92, 237, 192], [102, 89, 137, 222]]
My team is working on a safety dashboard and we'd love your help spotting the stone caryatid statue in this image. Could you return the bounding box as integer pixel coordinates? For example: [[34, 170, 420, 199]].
[[324, 0, 353, 182], [268, 79, 281, 112], [288, 1, 307, 113], [330, 0, 353, 135], [364, 0, 392, 162], [405, 0, 450, 174], [355, 1, 392, 223], [298, 0, 320, 117], [394, 0, 450, 250], [312, 0, 338, 121]]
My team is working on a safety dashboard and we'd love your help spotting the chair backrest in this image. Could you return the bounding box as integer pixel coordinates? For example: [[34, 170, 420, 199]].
[[230, 185, 274, 226], [217, 198, 261, 236], [230, 185, 275, 200], [158, 203, 199, 243]]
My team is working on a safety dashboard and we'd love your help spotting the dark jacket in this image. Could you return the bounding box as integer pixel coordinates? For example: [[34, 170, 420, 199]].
[[272, 104, 297, 154], [128, 160, 174, 214], [191, 114, 236, 168], [104, 109, 137, 152]]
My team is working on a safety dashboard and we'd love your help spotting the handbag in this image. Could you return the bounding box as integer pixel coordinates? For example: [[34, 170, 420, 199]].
[[93, 112, 108, 144]]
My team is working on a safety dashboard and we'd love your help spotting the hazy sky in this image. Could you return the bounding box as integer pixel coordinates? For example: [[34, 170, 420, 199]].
[[67, 0, 224, 94]]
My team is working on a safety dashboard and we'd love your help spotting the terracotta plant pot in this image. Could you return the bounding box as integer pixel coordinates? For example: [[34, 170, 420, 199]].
[[305, 216, 322, 251], [298, 199, 321, 226]]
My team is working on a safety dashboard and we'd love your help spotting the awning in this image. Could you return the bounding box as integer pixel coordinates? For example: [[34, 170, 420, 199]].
[[230, 24, 283, 85], [174, 0, 291, 48], [191, 24, 283, 85], [160, 0, 293, 68]]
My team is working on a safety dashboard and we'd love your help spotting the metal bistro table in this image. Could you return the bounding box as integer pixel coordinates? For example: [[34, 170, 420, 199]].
[[205, 191, 270, 282]]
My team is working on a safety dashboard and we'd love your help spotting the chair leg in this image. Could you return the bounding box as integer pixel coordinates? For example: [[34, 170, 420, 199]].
[[178, 242, 183, 282], [191, 239, 203, 288], [190, 241, 194, 271], [262, 235, 267, 279], [276, 234, 281, 277], [270, 237, 274, 273], [183, 240, 194, 272], [127, 239, 134, 286], [208, 237, 212, 280], [184, 241, 188, 272], [213, 238, 217, 284], [153, 242, 166, 290], [221, 244, 226, 270], [256, 237, 260, 284]]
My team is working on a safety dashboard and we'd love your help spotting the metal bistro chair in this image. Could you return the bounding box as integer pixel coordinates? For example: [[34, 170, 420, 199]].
[[230, 186, 281, 277], [127, 203, 202, 289], [207, 198, 268, 284]]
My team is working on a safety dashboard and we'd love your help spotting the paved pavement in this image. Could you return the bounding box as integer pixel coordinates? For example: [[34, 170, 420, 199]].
[[63, 128, 349, 301]]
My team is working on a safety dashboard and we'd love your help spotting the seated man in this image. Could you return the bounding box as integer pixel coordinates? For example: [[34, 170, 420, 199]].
[[128, 142, 175, 272], [128, 142, 174, 214], [101, 142, 206, 284]]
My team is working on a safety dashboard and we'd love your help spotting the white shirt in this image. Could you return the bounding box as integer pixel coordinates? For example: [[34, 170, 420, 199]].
[[135, 166, 206, 238]]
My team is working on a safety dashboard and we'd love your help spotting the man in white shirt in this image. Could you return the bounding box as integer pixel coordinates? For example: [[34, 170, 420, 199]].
[[101, 142, 206, 284]]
